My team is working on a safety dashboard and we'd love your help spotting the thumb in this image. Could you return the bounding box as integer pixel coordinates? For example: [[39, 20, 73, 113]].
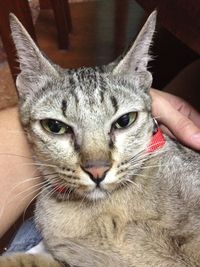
[[151, 92, 200, 150]]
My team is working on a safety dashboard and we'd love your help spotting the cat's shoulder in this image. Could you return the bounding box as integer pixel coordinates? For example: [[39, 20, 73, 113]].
[[162, 135, 200, 170]]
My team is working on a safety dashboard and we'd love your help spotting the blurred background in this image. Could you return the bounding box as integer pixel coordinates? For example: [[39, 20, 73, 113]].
[[0, 0, 200, 252], [0, 0, 200, 111]]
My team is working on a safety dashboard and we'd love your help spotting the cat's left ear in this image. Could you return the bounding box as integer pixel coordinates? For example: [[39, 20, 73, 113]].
[[113, 11, 157, 90], [9, 13, 59, 97]]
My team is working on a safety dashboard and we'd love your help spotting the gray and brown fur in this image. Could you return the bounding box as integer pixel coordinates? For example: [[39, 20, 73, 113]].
[[1, 11, 200, 267]]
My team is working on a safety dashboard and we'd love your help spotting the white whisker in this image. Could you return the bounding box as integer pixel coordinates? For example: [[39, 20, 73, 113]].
[[0, 152, 33, 160]]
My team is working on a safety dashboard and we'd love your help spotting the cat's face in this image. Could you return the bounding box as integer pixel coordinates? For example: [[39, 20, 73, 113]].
[[23, 69, 153, 200], [10, 12, 156, 200]]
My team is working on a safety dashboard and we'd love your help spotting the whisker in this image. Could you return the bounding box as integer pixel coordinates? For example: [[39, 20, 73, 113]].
[[0, 129, 25, 134], [43, 179, 67, 200], [0, 180, 48, 223], [125, 142, 170, 167], [6, 180, 48, 206], [22, 182, 55, 221], [153, 115, 163, 121], [0, 152, 33, 160], [118, 162, 171, 175], [6, 174, 63, 206], [21, 179, 62, 216], [5, 172, 58, 201], [20, 162, 58, 168], [138, 163, 171, 171]]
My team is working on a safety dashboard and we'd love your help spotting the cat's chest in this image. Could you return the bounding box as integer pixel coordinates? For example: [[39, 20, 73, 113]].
[[36, 194, 129, 242], [35, 186, 159, 246], [36, 195, 174, 266], [36, 197, 93, 239]]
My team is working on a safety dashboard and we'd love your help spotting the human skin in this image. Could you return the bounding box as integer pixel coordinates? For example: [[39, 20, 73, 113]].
[[0, 107, 41, 237], [151, 89, 200, 150], [0, 90, 200, 237]]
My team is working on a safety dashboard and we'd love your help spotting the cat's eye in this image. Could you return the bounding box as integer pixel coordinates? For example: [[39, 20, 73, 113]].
[[40, 119, 71, 135], [114, 112, 137, 129]]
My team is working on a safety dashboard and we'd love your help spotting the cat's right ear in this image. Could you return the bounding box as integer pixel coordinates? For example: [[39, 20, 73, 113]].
[[112, 11, 157, 92], [9, 13, 59, 97]]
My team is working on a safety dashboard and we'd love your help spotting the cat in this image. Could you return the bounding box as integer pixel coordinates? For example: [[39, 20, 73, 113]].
[[1, 10, 200, 267]]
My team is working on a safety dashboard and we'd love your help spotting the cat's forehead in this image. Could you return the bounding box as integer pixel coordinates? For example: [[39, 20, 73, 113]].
[[64, 67, 124, 93], [31, 67, 149, 121], [65, 67, 105, 91], [62, 67, 143, 99]]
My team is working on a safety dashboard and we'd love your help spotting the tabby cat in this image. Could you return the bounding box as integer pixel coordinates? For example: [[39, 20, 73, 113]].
[[1, 11, 200, 267]]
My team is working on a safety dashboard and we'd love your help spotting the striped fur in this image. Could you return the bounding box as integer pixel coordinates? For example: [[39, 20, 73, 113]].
[[1, 11, 200, 267]]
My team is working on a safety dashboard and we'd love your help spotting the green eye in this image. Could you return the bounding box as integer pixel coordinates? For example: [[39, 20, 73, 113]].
[[40, 119, 70, 135], [114, 112, 137, 129]]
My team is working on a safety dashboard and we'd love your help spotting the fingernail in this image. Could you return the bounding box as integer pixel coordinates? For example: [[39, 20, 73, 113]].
[[191, 133, 200, 145]]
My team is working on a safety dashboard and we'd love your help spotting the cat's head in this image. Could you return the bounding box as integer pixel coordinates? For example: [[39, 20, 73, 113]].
[[10, 12, 157, 201]]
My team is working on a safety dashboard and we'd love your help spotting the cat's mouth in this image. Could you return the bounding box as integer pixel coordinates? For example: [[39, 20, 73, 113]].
[[85, 187, 107, 200], [48, 178, 111, 201], [45, 166, 121, 201]]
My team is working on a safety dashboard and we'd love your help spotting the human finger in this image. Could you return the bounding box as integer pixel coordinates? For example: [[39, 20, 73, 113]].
[[150, 90, 200, 150]]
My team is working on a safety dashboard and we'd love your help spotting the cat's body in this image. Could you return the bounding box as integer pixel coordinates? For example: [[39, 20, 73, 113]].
[[1, 11, 200, 267], [36, 139, 200, 267]]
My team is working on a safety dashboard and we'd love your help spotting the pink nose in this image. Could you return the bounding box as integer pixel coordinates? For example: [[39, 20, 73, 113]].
[[81, 161, 111, 185], [86, 166, 109, 178]]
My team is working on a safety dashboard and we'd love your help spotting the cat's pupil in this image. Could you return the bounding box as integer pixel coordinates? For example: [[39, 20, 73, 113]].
[[48, 120, 63, 133], [117, 114, 130, 127]]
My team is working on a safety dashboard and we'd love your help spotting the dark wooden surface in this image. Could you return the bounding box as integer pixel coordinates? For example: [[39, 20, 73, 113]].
[[136, 0, 200, 55], [0, 0, 71, 81], [40, 0, 72, 48], [0, 0, 36, 81], [50, 0, 71, 49]]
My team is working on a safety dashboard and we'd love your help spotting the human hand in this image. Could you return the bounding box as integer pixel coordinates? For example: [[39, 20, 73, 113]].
[[150, 88, 200, 150]]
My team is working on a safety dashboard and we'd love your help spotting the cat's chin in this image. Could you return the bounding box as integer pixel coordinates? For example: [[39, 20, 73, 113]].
[[84, 188, 107, 201]]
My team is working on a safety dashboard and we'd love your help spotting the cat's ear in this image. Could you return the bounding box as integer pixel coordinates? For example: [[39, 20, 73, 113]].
[[113, 11, 157, 89], [9, 13, 59, 96]]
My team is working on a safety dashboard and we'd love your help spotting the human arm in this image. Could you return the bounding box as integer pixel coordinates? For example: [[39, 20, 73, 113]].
[[0, 107, 41, 237]]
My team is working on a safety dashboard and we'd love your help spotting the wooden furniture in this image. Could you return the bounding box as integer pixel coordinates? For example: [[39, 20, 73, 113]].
[[0, 0, 71, 81], [40, 0, 72, 49], [0, 1, 36, 82], [136, 0, 200, 56]]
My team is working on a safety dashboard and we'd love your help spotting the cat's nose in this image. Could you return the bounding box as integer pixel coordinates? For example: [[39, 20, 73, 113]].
[[81, 161, 111, 185]]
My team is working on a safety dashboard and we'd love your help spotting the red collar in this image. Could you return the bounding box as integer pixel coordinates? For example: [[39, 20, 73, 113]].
[[54, 184, 66, 194], [147, 128, 165, 153]]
